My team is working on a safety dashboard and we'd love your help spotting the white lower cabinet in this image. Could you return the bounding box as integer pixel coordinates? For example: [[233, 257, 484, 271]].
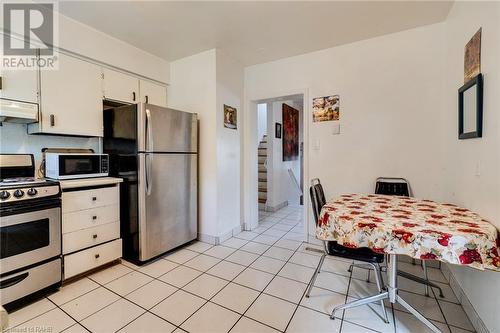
[[64, 239, 122, 280], [61, 180, 122, 280]]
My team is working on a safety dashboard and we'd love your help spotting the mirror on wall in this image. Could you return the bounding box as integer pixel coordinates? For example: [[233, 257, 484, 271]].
[[458, 73, 483, 139]]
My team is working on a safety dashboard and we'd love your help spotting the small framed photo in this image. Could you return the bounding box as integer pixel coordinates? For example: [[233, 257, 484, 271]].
[[275, 123, 282, 139], [224, 104, 237, 130]]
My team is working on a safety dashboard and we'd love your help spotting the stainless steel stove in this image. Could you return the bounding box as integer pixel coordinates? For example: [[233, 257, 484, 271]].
[[0, 154, 62, 309]]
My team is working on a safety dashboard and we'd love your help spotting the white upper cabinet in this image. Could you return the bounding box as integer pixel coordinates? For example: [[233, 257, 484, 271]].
[[102, 68, 139, 104], [29, 53, 103, 136], [139, 80, 167, 107], [0, 51, 38, 104]]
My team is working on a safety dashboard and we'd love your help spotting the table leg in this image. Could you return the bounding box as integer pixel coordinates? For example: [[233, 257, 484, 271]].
[[387, 254, 443, 333], [329, 254, 443, 333]]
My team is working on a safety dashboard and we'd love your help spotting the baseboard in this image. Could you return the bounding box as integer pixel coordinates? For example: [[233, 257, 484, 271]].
[[197, 233, 217, 245], [265, 201, 288, 212], [442, 264, 490, 333], [198, 224, 243, 245]]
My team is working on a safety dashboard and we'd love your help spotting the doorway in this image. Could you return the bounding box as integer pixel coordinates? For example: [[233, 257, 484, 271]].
[[244, 92, 308, 240]]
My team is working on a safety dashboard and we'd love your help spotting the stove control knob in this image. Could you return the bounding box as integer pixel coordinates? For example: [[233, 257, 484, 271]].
[[13, 189, 24, 198], [27, 188, 38, 196], [0, 191, 10, 200]]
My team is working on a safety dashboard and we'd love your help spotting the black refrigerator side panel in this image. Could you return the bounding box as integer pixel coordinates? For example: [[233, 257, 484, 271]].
[[111, 155, 140, 262], [103, 104, 138, 155], [103, 104, 140, 262]]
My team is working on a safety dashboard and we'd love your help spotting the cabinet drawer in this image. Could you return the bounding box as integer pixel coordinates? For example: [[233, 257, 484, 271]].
[[62, 186, 119, 213], [64, 239, 122, 280], [62, 222, 120, 254], [62, 204, 119, 234]]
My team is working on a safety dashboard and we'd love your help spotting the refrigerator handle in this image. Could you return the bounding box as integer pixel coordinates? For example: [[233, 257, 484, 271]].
[[146, 153, 152, 195], [146, 108, 154, 152]]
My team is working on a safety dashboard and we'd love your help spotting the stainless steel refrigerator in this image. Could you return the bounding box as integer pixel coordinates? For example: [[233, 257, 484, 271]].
[[103, 103, 198, 264]]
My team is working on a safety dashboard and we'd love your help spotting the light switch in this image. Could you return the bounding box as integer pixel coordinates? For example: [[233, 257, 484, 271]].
[[475, 161, 481, 177]]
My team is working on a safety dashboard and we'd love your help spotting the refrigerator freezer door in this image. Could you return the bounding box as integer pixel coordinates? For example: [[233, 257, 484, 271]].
[[138, 153, 197, 261], [138, 104, 198, 153]]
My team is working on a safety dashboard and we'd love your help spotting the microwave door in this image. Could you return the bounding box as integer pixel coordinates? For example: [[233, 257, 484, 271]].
[[139, 104, 197, 153]]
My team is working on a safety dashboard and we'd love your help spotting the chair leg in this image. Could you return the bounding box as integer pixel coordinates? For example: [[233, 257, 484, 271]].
[[422, 261, 430, 297], [306, 253, 326, 298], [371, 263, 389, 324]]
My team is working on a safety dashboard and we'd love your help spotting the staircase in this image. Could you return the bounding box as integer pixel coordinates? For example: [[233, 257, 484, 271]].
[[258, 135, 268, 211]]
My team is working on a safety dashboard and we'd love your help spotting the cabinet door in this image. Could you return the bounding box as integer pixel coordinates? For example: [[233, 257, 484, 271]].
[[36, 53, 103, 136], [0, 51, 38, 103], [102, 68, 139, 104], [139, 80, 167, 107]]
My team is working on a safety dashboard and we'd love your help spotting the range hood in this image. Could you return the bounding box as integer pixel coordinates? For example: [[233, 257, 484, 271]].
[[0, 99, 39, 123]]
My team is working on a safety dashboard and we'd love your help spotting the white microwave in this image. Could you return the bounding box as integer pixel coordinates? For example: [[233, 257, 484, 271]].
[[45, 153, 109, 180]]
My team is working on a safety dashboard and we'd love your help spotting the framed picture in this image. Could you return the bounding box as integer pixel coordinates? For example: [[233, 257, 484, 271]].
[[312, 95, 340, 122], [275, 123, 282, 139], [223, 104, 237, 129], [459, 73, 483, 139], [282, 104, 299, 161], [464, 28, 481, 83]]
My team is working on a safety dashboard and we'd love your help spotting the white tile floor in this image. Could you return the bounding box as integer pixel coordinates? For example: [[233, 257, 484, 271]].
[[5, 205, 476, 333]]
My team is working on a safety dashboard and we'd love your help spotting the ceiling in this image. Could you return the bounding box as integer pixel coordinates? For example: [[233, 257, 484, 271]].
[[57, 1, 453, 66]]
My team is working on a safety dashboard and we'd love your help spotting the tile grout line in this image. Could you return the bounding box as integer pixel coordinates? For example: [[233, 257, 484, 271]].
[[172, 211, 301, 332], [11, 207, 470, 333], [226, 216, 310, 333]]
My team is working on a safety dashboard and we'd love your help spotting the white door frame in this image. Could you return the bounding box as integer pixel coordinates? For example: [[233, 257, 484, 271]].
[[243, 88, 310, 241]]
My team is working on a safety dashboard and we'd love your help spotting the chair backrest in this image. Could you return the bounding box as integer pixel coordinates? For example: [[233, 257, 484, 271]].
[[310, 178, 326, 225], [375, 177, 411, 197]]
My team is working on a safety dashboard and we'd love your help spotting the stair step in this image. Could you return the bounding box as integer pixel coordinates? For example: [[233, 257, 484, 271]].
[[258, 198, 267, 204], [258, 187, 267, 193]]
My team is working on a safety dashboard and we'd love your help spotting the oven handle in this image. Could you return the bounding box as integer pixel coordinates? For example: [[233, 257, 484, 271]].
[[0, 272, 29, 289]]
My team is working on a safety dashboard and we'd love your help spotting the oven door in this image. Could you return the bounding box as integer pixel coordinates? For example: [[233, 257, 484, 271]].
[[0, 199, 61, 275]]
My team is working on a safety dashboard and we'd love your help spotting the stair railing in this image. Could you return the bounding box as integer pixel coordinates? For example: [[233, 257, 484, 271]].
[[287, 168, 303, 195]]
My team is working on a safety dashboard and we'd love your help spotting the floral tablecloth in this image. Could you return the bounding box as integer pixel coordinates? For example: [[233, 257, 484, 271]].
[[316, 194, 500, 271]]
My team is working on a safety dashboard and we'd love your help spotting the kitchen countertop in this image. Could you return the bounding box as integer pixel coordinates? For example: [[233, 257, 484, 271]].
[[58, 177, 123, 190]]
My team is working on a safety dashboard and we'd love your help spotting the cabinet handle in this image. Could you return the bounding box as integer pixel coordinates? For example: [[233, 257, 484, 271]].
[[50, 114, 55, 127], [95, 254, 100, 259], [92, 234, 98, 239], [132, 92, 136, 101], [92, 215, 97, 220], [145, 95, 149, 104], [92, 196, 97, 201]]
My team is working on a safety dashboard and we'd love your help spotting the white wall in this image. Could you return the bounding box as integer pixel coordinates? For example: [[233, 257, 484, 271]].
[[257, 104, 267, 142], [245, 22, 446, 236], [216, 49, 244, 238], [57, 13, 169, 83], [0, 124, 99, 172], [267, 100, 303, 207], [168, 49, 244, 242], [442, 2, 500, 332], [167, 49, 218, 237]]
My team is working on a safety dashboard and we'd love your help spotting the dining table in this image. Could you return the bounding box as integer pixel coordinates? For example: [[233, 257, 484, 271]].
[[315, 193, 500, 333]]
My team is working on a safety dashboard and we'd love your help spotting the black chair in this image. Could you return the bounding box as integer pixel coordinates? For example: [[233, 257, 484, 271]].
[[370, 177, 444, 297], [305, 179, 389, 323]]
